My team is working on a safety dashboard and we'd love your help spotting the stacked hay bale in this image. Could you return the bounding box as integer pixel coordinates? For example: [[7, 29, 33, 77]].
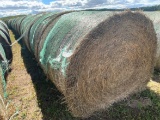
[[0, 20, 12, 120], [145, 12, 160, 70], [8, 11, 157, 118]]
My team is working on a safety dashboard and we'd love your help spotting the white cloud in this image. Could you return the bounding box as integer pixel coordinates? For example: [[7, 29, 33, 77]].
[[0, 0, 65, 17], [50, 0, 160, 8], [0, 9, 31, 17], [0, 0, 160, 17], [0, 0, 46, 9]]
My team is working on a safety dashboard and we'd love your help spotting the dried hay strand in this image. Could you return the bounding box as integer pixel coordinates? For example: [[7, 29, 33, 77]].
[[62, 11, 156, 117]]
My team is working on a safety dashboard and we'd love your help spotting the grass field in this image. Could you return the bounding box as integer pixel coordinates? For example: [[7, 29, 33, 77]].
[[5, 30, 160, 120]]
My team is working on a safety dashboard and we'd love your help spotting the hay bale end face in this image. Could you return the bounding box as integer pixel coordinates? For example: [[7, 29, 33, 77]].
[[7, 11, 157, 118], [64, 11, 157, 117]]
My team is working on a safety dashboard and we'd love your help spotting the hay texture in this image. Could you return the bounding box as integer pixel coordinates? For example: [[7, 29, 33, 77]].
[[8, 11, 157, 118]]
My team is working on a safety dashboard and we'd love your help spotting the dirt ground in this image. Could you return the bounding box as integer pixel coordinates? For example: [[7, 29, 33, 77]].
[[6, 31, 43, 120]]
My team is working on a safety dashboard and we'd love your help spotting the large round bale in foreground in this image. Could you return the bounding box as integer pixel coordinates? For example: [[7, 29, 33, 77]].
[[39, 11, 157, 117]]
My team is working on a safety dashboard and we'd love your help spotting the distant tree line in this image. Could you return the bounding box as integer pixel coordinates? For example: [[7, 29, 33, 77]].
[[0, 15, 26, 22], [85, 4, 160, 11], [132, 4, 160, 11]]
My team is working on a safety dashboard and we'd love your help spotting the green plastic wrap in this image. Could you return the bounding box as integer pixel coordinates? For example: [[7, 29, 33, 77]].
[[39, 11, 112, 76], [29, 12, 56, 52]]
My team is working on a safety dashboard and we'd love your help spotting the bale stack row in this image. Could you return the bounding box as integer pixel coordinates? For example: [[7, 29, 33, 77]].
[[0, 20, 12, 120], [7, 11, 157, 118]]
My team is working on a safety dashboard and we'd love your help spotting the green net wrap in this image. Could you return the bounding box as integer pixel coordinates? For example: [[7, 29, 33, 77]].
[[29, 12, 57, 52], [0, 20, 12, 62], [39, 11, 112, 76]]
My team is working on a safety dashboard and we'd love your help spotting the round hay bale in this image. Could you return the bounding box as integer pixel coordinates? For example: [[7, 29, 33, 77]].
[[0, 26, 11, 44], [16, 16, 26, 35], [0, 21, 10, 44], [21, 14, 43, 51], [38, 11, 156, 117], [0, 21, 9, 34], [7, 11, 157, 118], [29, 12, 56, 53], [0, 33, 12, 63]]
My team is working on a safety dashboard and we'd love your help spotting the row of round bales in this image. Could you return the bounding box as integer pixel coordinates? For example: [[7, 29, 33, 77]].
[[7, 11, 157, 118], [0, 20, 12, 120]]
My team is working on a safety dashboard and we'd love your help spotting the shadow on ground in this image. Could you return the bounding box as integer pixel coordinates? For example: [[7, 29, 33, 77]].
[[152, 69, 160, 83], [11, 30, 76, 120], [10, 29, 160, 120]]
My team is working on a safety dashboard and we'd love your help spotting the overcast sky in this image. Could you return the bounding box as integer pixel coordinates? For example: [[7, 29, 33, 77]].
[[1, 0, 160, 17]]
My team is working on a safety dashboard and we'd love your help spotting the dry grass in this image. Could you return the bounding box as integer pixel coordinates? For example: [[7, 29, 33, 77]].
[[6, 30, 43, 120]]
